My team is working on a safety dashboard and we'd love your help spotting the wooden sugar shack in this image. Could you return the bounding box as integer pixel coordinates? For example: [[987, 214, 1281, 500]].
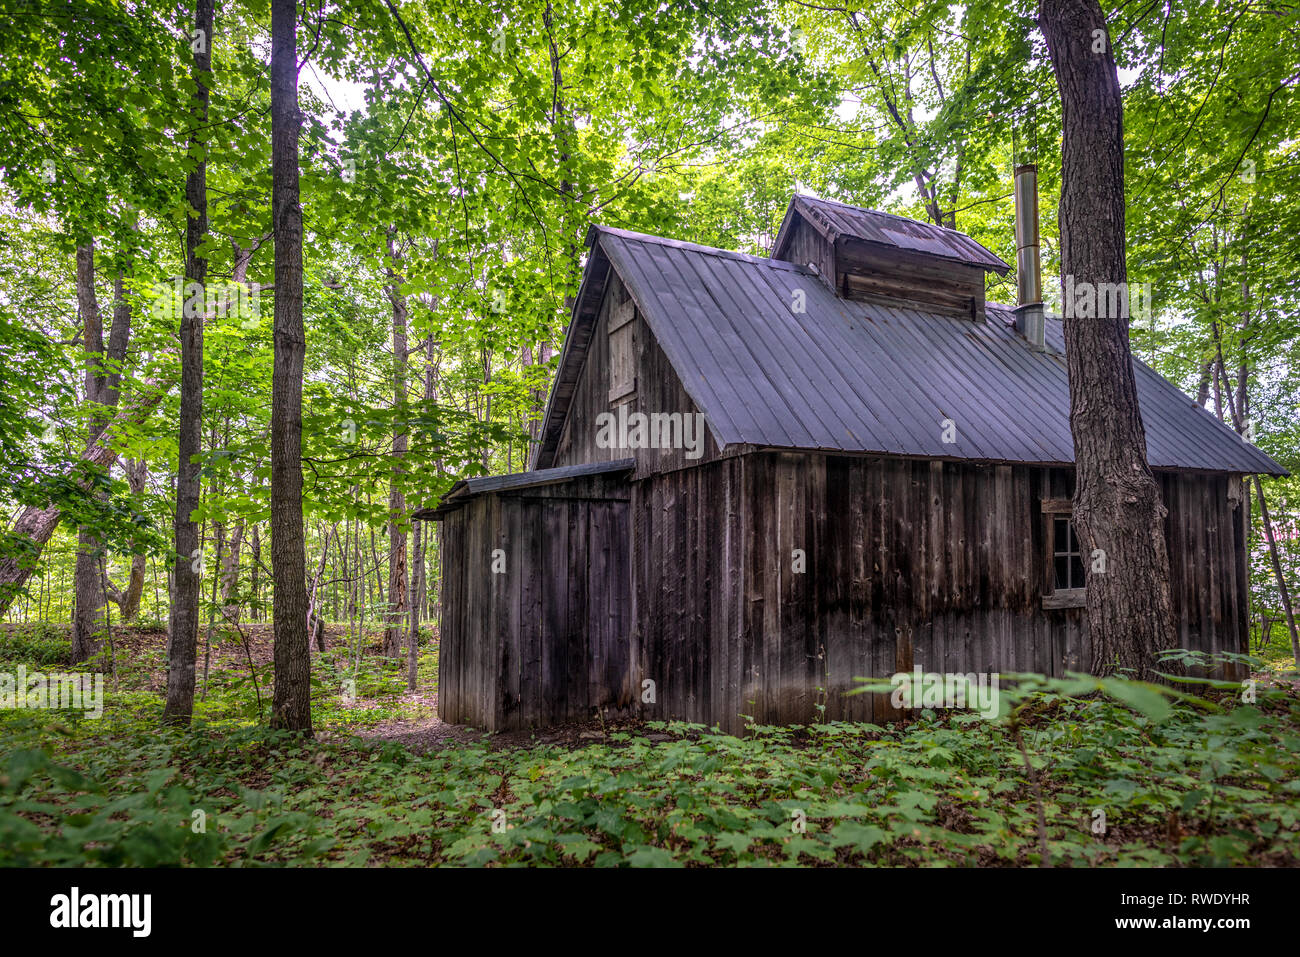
[[419, 187, 1285, 734]]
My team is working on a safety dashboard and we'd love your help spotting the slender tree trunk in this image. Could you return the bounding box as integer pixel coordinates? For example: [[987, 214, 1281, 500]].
[[220, 520, 244, 620], [69, 236, 138, 659], [249, 522, 261, 622], [200, 522, 224, 699], [408, 517, 422, 690], [307, 524, 331, 653], [422, 327, 443, 628], [1212, 328, 1300, 670], [1195, 360, 1213, 408], [269, 0, 312, 734], [164, 0, 213, 725], [1040, 0, 1175, 679], [72, 243, 107, 663], [384, 228, 409, 656]]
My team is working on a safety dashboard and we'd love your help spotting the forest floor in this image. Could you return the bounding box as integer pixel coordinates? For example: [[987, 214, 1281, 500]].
[[2, 621, 655, 752], [1, 621, 1298, 867]]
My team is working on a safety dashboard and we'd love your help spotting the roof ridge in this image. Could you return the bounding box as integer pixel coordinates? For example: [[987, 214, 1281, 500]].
[[793, 192, 961, 234], [590, 224, 808, 271]]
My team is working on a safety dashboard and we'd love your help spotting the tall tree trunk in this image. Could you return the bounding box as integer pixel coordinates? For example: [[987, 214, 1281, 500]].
[[306, 524, 332, 653], [71, 243, 107, 663], [383, 228, 409, 657], [269, 0, 312, 734], [164, 0, 213, 725], [1195, 360, 1213, 408], [220, 519, 244, 620], [71, 241, 136, 661], [423, 326, 444, 627], [1040, 0, 1175, 679], [1212, 329, 1300, 670], [249, 522, 261, 622], [408, 518, 422, 690]]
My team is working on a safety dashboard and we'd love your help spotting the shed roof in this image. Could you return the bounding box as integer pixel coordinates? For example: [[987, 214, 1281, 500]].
[[773, 193, 1012, 275], [415, 459, 635, 519], [536, 224, 1284, 477]]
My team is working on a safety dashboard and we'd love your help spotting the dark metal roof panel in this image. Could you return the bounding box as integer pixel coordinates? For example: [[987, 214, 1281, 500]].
[[594, 227, 1285, 476], [416, 459, 635, 519]]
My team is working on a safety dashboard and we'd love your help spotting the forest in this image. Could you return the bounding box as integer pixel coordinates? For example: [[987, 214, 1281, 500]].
[[0, 0, 1298, 879]]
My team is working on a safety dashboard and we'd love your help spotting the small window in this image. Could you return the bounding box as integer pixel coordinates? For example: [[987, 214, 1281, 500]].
[[608, 297, 637, 404], [1041, 499, 1086, 609], [1052, 516, 1086, 590]]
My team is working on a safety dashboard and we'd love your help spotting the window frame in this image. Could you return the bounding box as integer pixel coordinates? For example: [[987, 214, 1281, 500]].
[[1040, 498, 1087, 609], [607, 295, 637, 404]]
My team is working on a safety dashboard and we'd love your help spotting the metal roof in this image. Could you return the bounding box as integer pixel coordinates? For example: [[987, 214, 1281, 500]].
[[560, 226, 1285, 476], [416, 459, 635, 519], [774, 193, 1012, 275]]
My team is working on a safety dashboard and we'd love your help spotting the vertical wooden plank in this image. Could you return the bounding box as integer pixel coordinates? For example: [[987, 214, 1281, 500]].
[[847, 457, 869, 722], [501, 498, 523, 728]]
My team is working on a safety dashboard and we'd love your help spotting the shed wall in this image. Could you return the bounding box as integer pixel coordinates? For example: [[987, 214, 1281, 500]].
[[437, 473, 634, 730], [438, 453, 1248, 734], [632, 453, 1248, 733]]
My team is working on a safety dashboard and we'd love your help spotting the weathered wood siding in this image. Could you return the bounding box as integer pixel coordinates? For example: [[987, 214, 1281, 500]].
[[552, 275, 620, 469], [631, 458, 746, 727], [772, 216, 835, 287], [551, 273, 723, 476], [835, 238, 987, 320], [437, 472, 634, 731], [439, 451, 1248, 734], [633, 453, 1248, 733]]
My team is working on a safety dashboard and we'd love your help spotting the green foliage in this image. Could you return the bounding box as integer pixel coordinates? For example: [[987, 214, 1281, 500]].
[[1, 646, 1296, 867], [0, 623, 69, 667]]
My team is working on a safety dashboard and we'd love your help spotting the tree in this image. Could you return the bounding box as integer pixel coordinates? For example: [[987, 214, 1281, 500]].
[[70, 241, 131, 663], [1038, 0, 1175, 678], [269, 0, 312, 734], [163, 0, 214, 725], [105, 457, 149, 621], [0, 380, 165, 615], [383, 227, 409, 658]]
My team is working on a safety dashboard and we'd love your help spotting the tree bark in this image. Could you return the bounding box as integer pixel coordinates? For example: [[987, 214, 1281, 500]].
[[220, 519, 244, 620], [269, 0, 312, 734], [163, 0, 213, 725], [71, 243, 107, 663], [249, 521, 261, 621], [408, 517, 421, 690], [1195, 360, 1213, 408], [72, 253, 137, 658], [383, 227, 409, 656], [306, 524, 332, 653], [1039, 0, 1175, 679], [105, 458, 148, 621]]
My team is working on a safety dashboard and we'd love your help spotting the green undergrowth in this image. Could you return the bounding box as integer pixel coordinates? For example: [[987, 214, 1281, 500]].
[[1, 642, 1297, 867]]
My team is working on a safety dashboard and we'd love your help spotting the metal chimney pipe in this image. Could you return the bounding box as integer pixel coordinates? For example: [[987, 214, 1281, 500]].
[[1013, 163, 1045, 350]]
